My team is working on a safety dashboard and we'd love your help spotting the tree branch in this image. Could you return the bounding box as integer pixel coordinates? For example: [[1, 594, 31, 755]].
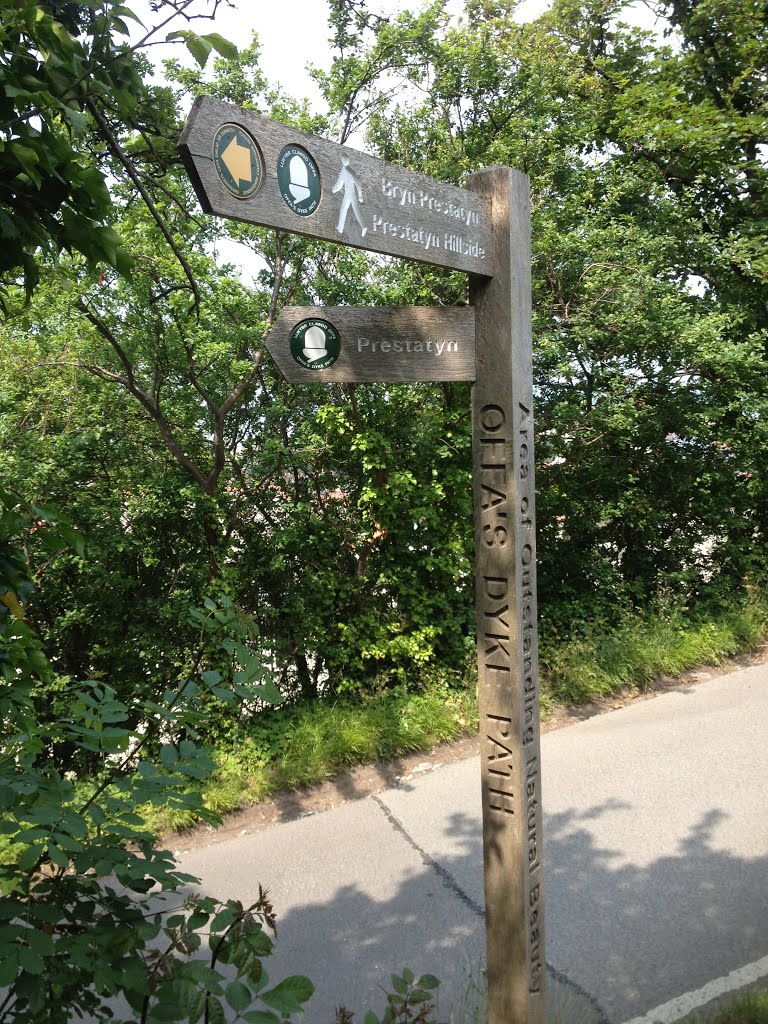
[[76, 298, 212, 492], [85, 99, 202, 314]]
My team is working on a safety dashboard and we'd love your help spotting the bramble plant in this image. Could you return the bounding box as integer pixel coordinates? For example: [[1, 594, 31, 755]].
[[365, 969, 441, 1024], [0, 488, 313, 1023]]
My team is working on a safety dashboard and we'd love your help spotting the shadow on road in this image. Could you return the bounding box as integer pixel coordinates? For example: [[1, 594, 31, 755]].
[[541, 800, 768, 1021], [248, 795, 768, 1023]]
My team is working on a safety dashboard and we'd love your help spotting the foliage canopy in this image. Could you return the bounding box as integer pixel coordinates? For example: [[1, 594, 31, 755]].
[[1, 0, 766, 762]]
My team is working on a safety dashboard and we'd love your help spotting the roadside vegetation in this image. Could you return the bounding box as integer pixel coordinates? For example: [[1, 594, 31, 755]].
[[142, 586, 768, 832], [687, 991, 768, 1024], [539, 588, 768, 711]]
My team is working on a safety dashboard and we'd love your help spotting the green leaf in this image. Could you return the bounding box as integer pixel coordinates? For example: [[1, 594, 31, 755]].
[[204, 33, 238, 59], [0, 954, 17, 988], [88, 803, 106, 826], [22, 929, 54, 956], [224, 980, 251, 1013], [242, 1013, 281, 1024], [145, 1002, 186, 1022], [17, 844, 42, 871], [16, 827, 49, 843], [186, 910, 210, 931], [62, 106, 88, 135], [51, 827, 83, 851], [179, 962, 219, 990], [160, 744, 178, 768], [253, 680, 283, 705], [12, 143, 41, 178], [123, 875, 154, 894], [111, 4, 144, 25], [0, 900, 22, 921], [57, 524, 86, 557], [408, 989, 433, 1003], [416, 974, 440, 990], [391, 973, 408, 995], [46, 842, 70, 870], [184, 986, 208, 1024], [210, 906, 238, 932], [18, 945, 44, 974], [259, 975, 314, 1014], [206, 998, 225, 1024], [0, 209, 20, 239], [245, 927, 273, 957], [185, 34, 213, 68]]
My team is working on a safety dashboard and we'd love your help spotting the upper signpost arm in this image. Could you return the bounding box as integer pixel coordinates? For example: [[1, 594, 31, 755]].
[[178, 95, 494, 277]]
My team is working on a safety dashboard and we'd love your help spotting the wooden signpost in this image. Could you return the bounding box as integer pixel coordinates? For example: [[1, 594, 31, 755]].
[[180, 99, 545, 1024], [179, 96, 491, 276], [468, 167, 544, 1023], [265, 306, 476, 383]]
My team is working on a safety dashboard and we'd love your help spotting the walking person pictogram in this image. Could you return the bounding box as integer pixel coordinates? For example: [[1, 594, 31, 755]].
[[333, 156, 367, 237]]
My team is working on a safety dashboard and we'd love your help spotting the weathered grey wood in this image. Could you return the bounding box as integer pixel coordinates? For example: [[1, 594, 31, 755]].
[[265, 306, 475, 383], [179, 96, 492, 276], [468, 167, 545, 1023]]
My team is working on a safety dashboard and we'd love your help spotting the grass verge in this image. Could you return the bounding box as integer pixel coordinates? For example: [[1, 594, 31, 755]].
[[147, 588, 768, 833], [148, 681, 480, 831], [538, 590, 768, 713], [682, 990, 768, 1023]]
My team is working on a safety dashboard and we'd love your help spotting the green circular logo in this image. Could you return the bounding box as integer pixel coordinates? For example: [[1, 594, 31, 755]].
[[289, 319, 341, 370], [212, 123, 263, 200], [277, 144, 321, 217]]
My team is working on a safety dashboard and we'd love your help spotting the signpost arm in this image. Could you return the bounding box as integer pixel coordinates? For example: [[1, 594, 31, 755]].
[[467, 166, 545, 1024]]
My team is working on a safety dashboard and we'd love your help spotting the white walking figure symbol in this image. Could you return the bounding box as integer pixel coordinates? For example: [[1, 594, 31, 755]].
[[333, 156, 367, 237]]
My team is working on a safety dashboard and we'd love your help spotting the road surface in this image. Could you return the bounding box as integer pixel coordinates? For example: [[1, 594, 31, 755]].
[[175, 659, 768, 1023]]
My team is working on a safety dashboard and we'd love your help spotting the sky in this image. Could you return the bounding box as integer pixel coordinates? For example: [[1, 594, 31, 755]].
[[213, 0, 553, 94], [134, 0, 555, 107]]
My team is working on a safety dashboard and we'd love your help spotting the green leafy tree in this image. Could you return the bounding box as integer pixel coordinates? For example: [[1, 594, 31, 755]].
[[0, 489, 313, 1023], [0, 0, 239, 311], [332, 0, 768, 630], [5, 0, 766, 717], [1, 15, 480, 706]]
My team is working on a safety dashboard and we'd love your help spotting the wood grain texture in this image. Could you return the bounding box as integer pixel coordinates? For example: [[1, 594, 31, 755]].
[[265, 306, 475, 383], [179, 96, 493, 276], [468, 168, 546, 1024]]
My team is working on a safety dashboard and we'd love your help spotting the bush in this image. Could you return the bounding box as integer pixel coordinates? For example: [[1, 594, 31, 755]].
[[0, 490, 313, 1023]]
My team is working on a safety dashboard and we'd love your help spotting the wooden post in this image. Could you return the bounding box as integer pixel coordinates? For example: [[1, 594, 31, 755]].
[[468, 166, 545, 1024]]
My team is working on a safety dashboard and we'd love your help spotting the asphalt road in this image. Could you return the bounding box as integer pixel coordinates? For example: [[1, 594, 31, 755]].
[[176, 660, 768, 1023]]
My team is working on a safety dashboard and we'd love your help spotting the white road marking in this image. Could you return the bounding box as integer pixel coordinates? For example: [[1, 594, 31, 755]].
[[618, 954, 768, 1024]]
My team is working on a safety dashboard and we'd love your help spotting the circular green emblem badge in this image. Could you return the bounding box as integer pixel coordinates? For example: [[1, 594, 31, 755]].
[[289, 319, 341, 370], [212, 123, 263, 200], [277, 145, 321, 217]]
